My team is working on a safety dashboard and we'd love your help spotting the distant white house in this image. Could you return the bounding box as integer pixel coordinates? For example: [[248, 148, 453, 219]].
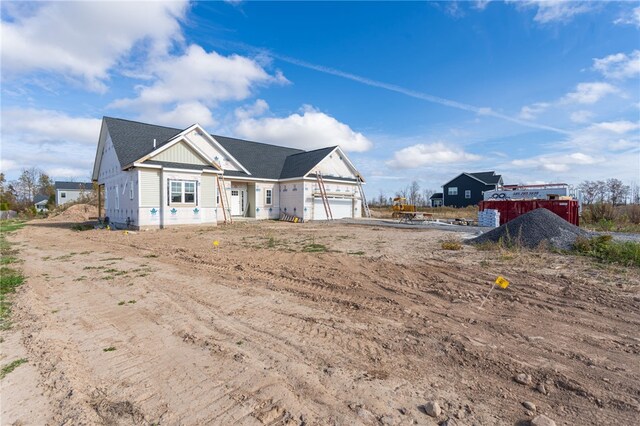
[[55, 181, 92, 206], [92, 117, 366, 229], [34, 194, 49, 212]]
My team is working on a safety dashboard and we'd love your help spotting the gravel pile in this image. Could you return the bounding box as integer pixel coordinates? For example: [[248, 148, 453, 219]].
[[471, 208, 590, 250]]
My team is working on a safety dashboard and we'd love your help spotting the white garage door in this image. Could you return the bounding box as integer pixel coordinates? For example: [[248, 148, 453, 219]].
[[313, 198, 353, 220]]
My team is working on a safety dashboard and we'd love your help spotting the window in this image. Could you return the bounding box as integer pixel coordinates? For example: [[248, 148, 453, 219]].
[[60, 192, 66, 198], [184, 182, 195, 203], [465, 190, 471, 199], [265, 189, 272, 205], [169, 180, 197, 204], [171, 181, 182, 203], [448, 187, 458, 196], [115, 185, 120, 209], [129, 182, 134, 200], [231, 190, 239, 196]]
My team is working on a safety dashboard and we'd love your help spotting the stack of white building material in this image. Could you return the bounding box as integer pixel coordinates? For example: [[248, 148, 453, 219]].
[[478, 209, 500, 227]]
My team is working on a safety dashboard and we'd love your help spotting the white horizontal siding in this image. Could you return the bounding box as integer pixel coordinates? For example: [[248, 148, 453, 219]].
[[139, 169, 161, 207]]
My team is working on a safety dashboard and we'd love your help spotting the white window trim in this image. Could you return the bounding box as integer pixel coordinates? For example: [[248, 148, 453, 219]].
[[265, 189, 273, 205], [448, 187, 458, 196], [169, 179, 197, 205], [465, 190, 471, 199]]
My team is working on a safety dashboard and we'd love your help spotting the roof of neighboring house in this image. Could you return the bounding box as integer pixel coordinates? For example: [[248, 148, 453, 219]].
[[55, 181, 93, 190], [103, 117, 350, 180], [430, 193, 443, 199], [443, 171, 503, 187], [468, 171, 502, 185], [34, 194, 49, 204]]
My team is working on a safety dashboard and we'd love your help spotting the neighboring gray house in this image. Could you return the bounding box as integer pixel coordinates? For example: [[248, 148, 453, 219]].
[[429, 192, 443, 207], [34, 194, 49, 212], [442, 171, 503, 207], [55, 181, 93, 206]]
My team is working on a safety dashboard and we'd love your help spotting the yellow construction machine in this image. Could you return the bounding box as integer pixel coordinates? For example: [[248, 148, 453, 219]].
[[392, 197, 418, 220]]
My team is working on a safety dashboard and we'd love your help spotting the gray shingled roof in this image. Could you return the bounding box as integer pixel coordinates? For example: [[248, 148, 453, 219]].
[[279, 147, 336, 179], [430, 193, 443, 199], [34, 194, 49, 204], [469, 171, 502, 185], [55, 181, 93, 190], [104, 117, 180, 167], [103, 117, 344, 180], [211, 134, 303, 179]]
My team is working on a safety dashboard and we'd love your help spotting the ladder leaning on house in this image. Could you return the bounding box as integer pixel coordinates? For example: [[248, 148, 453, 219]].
[[315, 172, 333, 220], [217, 175, 233, 224], [357, 174, 371, 218]]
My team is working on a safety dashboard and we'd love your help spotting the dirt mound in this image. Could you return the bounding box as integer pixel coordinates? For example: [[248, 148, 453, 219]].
[[471, 208, 589, 250], [48, 204, 95, 222]]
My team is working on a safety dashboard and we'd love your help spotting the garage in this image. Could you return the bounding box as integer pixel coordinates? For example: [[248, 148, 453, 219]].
[[313, 197, 353, 220]]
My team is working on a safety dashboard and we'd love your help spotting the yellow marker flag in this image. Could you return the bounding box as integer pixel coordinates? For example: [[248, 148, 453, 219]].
[[495, 276, 510, 289], [213, 240, 219, 247]]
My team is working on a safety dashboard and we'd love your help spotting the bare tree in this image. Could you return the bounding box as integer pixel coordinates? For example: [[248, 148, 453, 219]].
[[14, 167, 41, 203], [408, 181, 420, 206], [630, 181, 640, 204], [578, 180, 606, 204], [422, 188, 435, 207], [377, 189, 387, 207], [606, 178, 630, 205]]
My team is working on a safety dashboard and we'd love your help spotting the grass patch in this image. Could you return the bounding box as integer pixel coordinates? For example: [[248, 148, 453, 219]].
[[441, 237, 463, 251], [143, 254, 158, 258], [128, 300, 136, 304], [302, 243, 328, 253], [103, 346, 116, 352], [100, 257, 123, 262], [347, 251, 366, 256], [573, 235, 640, 267], [0, 256, 18, 265], [0, 220, 27, 234], [0, 358, 27, 379], [83, 265, 105, 270], [118, 301, 126, 306]]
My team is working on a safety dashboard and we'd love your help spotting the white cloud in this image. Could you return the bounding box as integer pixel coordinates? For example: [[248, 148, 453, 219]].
[[569, 110, 594, 124], [150, 102, 218, 129], [613, 6, 640, 28], [1, 108, 101, 145], [110, 45, 286, 125], [473, 1, 492, 11], [562, 82, 619, 104], [564, 120, 640, 152], [386, 143, 481, 169], [1, 1, 188, 92], [593, 120, 640, 134], [235, 105, 372, 152], [518, 102, 550, 120], [593, 50, 640, 80], [515, 1, 595, 24], [0, 108, 100, 180], [234, 99, 270, 121], [511, 152, 602, 173]]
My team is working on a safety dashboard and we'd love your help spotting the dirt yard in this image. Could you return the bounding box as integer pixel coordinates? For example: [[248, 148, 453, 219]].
[[1, 219, 639, 425]]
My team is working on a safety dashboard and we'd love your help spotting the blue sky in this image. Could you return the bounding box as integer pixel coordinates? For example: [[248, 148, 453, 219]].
[[1, 1, 639, 197]]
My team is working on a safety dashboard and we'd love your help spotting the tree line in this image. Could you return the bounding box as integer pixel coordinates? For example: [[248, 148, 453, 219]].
[[370, 181, 437, 207], [578, 178, 639, 206], [0, 168, 56, 212]]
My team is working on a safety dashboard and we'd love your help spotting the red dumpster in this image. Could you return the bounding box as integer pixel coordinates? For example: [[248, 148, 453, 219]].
[[479, 200, 580, 226]]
